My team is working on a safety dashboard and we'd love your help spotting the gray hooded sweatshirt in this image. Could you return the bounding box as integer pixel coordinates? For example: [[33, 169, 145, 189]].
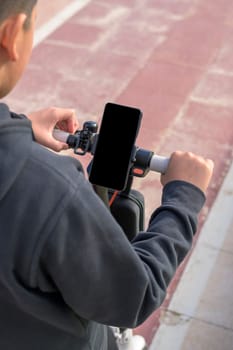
[[0, 103, 205, 350]]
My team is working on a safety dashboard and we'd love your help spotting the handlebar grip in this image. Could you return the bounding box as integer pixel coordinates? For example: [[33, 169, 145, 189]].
[[53, 129, 70, 143], [149, 155, 170, 174]]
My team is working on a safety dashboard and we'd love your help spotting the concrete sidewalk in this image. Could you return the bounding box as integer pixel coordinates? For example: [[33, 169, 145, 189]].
[[149, 161, 233, 350]]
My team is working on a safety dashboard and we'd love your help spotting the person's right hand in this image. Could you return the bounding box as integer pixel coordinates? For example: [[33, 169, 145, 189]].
[[161, 151, 214, 194]]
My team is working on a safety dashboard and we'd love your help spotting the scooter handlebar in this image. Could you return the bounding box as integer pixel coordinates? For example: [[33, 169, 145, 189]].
[[53, 129, 170, 174], [149, 154, 170, 174], [53, 129, 70, 143]]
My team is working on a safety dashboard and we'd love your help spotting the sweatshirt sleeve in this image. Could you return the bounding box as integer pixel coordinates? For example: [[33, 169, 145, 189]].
[[40, 179, 205, 328]]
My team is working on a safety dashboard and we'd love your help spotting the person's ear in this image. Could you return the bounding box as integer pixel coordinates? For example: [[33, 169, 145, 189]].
[[0, 13, 27, 61]]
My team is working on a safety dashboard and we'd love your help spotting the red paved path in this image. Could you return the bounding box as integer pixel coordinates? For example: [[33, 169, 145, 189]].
[[4, 0, 233, 346]]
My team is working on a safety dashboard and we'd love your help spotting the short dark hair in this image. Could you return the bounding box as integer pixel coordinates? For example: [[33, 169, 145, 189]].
[[0, 0, 37, 29]]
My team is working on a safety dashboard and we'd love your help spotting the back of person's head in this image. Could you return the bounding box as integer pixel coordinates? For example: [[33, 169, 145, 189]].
[[0, 0, 37, 28], [0, 0, 38, 99]]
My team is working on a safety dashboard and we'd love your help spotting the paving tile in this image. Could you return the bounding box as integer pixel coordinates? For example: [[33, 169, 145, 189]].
[[198, 0, 233, 20], [159, 100, 233, 174], [225, 5, 233, 26], [211, 26, 233, 74], [193, 249, 233, 329], [151, 311, 233, 350], [193, 166, 233, 250], [180, 317, 233, 350], [102, 21, 164, 59], [164, 209, 233, 331], [96, 0, 143, 7], [73, 2, 116, 23], [192, 72, 233, 107], [146, 0, 199, 15], [221, 220, 233, 254], [153, 14, 224, 68], [116, 58, 203, 148], [36, 0, 72, 28], [151, 245, 233, 347], [30, 41, 90, 77], [4, 66, 63, 113], [48, 21, 103, 47], [175, 101, 233, 144]]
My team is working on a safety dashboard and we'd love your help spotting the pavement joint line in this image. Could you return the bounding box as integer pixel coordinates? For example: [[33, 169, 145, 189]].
[[149, 160, 233, 349], [34, 0, 92, 47]]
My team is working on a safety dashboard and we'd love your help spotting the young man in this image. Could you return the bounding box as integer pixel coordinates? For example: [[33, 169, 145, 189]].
[[0, 1, 214, 350]]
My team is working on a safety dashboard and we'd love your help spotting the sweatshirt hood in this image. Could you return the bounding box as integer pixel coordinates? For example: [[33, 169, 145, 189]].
[[0, 103, 33, 200]]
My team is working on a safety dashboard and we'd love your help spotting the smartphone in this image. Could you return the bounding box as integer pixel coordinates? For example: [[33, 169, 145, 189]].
[[89, 102, 142, 190]]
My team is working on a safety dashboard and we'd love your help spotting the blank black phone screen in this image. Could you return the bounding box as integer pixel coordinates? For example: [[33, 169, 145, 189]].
[[89, 103, 142, 190]]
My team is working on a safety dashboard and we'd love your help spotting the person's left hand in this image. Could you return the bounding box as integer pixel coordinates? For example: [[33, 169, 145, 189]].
[[28, 107, 79, 151]]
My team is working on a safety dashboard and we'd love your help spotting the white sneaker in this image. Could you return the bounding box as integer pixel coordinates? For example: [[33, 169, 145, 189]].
[[113, 328, 147, 350]]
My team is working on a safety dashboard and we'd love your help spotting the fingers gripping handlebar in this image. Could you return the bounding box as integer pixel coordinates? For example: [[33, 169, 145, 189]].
[[53, 123, 170, 175]]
